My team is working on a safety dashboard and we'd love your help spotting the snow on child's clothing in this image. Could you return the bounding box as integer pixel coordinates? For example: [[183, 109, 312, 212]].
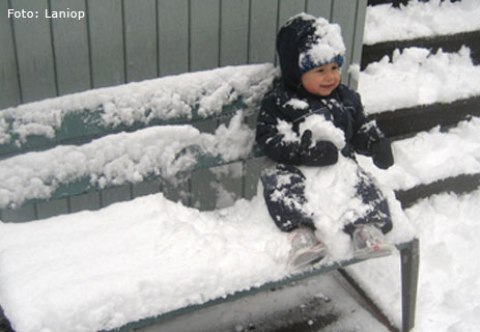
[[256, 13, 395, 244]]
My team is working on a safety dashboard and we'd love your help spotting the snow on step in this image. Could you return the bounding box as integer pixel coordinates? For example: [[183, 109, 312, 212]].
[[357, 116, 480, 191], [346, 188, 480, 330], [357, 47, 480, 114], [364, 0, 480, 45]]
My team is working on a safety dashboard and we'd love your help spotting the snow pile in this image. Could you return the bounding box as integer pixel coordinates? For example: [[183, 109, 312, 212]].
[[357, 116, 480, 191], [347, 189, 480, 330], [299, 114, 346, 149], [275, 113, 346, 149], [0, 194, 288, 332], [0, 64, 277, 146], [0, 112, 254, 209], [364, 0, 480, 45], [358, 47, 480, 114]]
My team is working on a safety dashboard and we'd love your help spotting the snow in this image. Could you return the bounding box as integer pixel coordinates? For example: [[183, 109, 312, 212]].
[[296, 14, 346, 69], [0, 112, 254, 210], [0, 64, 277, 146], [1, 2, 480, 332], [358, 46, 480, 114], [0, 163, 415, 332], [364, 0, 480, 45], [357, 116, 480, 192]]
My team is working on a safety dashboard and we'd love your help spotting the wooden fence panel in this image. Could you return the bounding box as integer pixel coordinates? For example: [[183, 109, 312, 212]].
[[9, 0, 57, 103], [0, 1, 21, 108], [157, 0, 189, 76], [50, 0, 91, 95], [220, 0, 250, 66], [124, 0, 158, 82], [87, 0, 125, 88]]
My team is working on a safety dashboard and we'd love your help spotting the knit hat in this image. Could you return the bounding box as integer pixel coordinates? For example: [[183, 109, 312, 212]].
[[276, 13, 346, 89], [297, 15, 345, 73]]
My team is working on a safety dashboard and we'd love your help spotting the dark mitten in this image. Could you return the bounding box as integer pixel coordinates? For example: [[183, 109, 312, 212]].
[[371, 138, 394, 169], [299, 130, 338, 166]]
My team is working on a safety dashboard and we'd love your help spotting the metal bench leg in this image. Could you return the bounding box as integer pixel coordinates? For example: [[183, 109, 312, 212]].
[[399, 238, 420, 332]]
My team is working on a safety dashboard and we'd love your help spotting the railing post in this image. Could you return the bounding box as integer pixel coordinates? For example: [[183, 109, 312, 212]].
[[399, 238, 420, 332]]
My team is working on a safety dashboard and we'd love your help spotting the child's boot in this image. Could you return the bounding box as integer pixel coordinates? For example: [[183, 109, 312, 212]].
[[352, 224, 393, 259], [287, 226, 327, 268]]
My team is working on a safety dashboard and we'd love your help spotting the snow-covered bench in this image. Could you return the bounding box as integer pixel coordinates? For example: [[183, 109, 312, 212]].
[[0, 64, 419, 332]]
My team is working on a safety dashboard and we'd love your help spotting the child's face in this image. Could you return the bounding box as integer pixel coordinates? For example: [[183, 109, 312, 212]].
[[300, 63, 341, 97]]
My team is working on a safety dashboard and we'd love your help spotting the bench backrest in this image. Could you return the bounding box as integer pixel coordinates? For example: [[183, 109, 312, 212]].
[[0, 64, 276, 222]]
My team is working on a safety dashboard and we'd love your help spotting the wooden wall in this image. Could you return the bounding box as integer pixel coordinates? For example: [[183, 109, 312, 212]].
[[1, 0, 366, 109]]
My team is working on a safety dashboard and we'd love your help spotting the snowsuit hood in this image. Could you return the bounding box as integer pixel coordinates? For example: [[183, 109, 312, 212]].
[[276, 13, 346, 91]]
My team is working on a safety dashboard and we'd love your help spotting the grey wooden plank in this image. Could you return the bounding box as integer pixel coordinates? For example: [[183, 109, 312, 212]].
[[162, 179, 191, 207], [36, 199, 69, 220], [348, 0, 367, 88], [101, 185, 132, 207], [50, 0, 91, 95], [0, 0, 21, 109], [248, 0, 278, 64], [87, 0, 125, 88], [278, 0, 306, 29], [158, 0, 189, 76], [331, 0, 358, 84], [9, 0, 57, 102], [306, 0, 333, 19], [190, 0, 220, 71], [132, 181, 161, 198], [189, 119, 219, 209], [190, 167, 218, 210], [219, 0, 249, 66], [69, 192, 101, 213], [124, 0, 158, 82], [243, 156, 271, 200], [0, 204, 36, 222]]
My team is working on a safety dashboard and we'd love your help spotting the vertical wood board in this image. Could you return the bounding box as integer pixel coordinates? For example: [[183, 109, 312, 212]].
[[0, 0, 21, 108], [157, 0, 189, 75], [9, 0, 57, 102], [87, 0, 125, 88], [50, 0, 91, 95], [190, 0, 220, 71], [124, 0, 158, 82]]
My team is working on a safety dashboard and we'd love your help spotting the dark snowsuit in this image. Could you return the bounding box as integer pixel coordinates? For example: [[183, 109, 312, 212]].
[[256, 15, 394, 236]]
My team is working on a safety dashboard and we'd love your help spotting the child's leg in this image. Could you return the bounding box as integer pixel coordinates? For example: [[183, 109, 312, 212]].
[[343, 168, 393, 236], [260, 163, 315, 232], [344, 168, 394, 258], [261, 164, 325, 267]]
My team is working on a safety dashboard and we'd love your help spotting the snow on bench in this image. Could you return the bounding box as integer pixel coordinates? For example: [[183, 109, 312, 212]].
[[0, 173, 417, 332], [0, 64, 277, 211], [0, 64, 277, 158]]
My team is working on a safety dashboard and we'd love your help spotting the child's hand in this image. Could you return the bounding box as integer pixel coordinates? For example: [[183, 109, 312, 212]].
[[299, 130, 338, 166], [371, 138, 394, 169]]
